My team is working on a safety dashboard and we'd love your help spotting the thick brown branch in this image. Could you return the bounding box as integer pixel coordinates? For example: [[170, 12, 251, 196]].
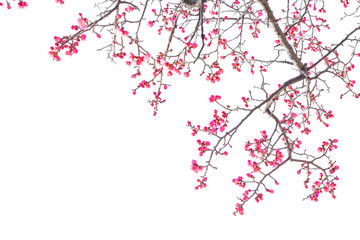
[[258, 0, 305, 71]]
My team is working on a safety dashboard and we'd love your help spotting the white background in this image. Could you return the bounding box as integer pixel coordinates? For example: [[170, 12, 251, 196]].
[[0, 1, 359, 240]]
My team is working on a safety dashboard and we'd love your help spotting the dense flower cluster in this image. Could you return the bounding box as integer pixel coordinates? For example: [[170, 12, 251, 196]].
[[49, 13, 90, 61], [191, 160, 203, 173], [10, 0, 358, 216]]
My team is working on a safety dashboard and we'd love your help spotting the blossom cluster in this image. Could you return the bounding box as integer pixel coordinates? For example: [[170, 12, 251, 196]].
[[191, 160, 203, 173], [49, 14, 90, 61], [194, 177, 207, 190], [0, 0, 27, 9], [37, 0, 360, 216]]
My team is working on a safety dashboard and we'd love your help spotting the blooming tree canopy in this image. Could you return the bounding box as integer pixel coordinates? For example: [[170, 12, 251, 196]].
[[4, 0, 360, 216]]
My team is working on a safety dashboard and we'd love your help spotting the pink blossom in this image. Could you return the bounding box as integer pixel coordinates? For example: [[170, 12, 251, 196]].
[[125, 5, 134, 12], [77, 18, 87, 30], [116, 27, 129, 36], [209, 95, 221, 102], [49, 51, 61, 61], [191, 160, 203, 173], [144, 53, 151, 61], [18, 1, 28, 8], [235, 203, 244, 215]]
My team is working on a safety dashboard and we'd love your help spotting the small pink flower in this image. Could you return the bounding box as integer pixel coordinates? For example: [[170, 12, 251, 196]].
[[129, 52, 135, 61], [49, 51, 61, 61], [18, 1, 28, 8], [144, 53, 151, 61], [77, 18, 87, 30], [125, 5, 134, 12], [56, 0, 65, 4], [116, 27, 129, 36], [147, 21, 154, 28]]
